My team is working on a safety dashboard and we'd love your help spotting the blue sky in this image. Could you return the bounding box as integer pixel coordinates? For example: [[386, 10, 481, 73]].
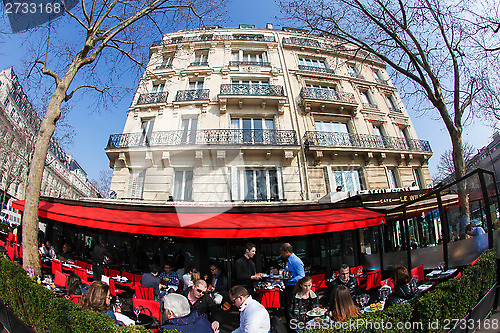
[[0, 0, 496, 183]]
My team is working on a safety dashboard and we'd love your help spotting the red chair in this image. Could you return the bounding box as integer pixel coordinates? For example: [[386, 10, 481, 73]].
[[0, 240, 5, 247], [471, 255, 481, 266], [6, 245, 14, 261], [74, 268, 91, 286], [133, 298, 161, 322], [258, 288, 280, 309], [134, 285, 154, 300], [311, 274, 328, 292], [455, 272, 462, 279], [105, 276, 126, 296], [54, 270, 68, 288], [78, 261, 92, 270], [69, 295, 82, 304], [411, 264, 425, 283], [350, 265, 363, 276], [133, 274, 143, 286], [121, 271, 135, 288], [380, 278, 394, 290], [106, 268, 121, 278], [361, 269, 381, 290], [52, 259, 63, 275]]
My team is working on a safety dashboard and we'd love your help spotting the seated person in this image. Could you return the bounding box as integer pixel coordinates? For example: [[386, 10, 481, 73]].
[[81, 281, 117, 324], [205, 262, 228, 304], [66, 272, 89, 295], [158, 263, 179, 292], [182, 279, 222, 332], [384, 266, 420, 308], [58, 243, 74, 262], [324, 264, 361, 306], [288, 276, 319, 325], [182, 266, 198, 289], [160, 293, 213, 333], [140, 264, 166, 299], [328, 285, 360, 322], [39, 240, 56, 264]]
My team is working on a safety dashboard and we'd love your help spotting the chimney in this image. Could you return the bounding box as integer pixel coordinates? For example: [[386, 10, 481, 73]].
[[266, 23, 273, 30]]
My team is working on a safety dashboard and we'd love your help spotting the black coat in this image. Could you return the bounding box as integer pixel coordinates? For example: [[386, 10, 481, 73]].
[[208, 273, 229, 300], [384, 280, 420, 308], [323, 276, 361, 307], [288, 291, 319, 323], [181, 287, 223, 323], [234, 256, 256, 289]]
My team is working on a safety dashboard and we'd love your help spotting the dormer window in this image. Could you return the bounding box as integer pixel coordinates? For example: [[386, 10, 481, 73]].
[[190, 51, 209, 66]]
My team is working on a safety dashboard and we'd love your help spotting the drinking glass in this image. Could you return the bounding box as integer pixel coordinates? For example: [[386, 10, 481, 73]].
[[133, 306, 141, 324]]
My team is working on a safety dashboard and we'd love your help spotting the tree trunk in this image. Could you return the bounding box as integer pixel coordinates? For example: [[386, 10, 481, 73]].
[[22, 67, 78, 276], [450, 125, 470, 229]]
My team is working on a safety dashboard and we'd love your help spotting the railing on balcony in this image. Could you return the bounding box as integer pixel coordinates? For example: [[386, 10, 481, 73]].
[[189, 61, 209, 66], [282, 37, 382, 62], [152, 34, 276, 46], [362, 103, 379, 110], [304, 132, 432, 152], [156, 63, 172, 70], [175, 89, 209, 101], [106, 129, 298, 148], [389, 107, 403, 113], [300, 87, 356, 104], [298, 65, 335, 74], [220, 84, 285, 97], [136, 92, 168, 105], [229, 60, 271, 67]]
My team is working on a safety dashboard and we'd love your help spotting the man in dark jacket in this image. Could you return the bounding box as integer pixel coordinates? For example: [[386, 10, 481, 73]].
[[141, 264, 165, 299], [206, 262, 229, 303], [160, 293, 212, 333], [234, 243, 261, 292], [182, 279, 222, 332], [92, 239, 111, 281], [324, 264, 361, 306]]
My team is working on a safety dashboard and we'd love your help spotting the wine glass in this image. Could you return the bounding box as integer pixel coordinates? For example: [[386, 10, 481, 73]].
[[133, 306, 142, 324]]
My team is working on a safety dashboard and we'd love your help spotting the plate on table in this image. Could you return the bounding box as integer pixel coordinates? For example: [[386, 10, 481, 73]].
[[306, 316, 330, 326], [364, 302, 384, 312], [306, 307, 327, 317]]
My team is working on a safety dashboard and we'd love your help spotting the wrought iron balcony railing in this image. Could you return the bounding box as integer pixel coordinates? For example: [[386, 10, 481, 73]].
[[282, 37, 382, 62], [362, 103, 379, 110], [298, 65, 335, 74], [136, 92, 168, 105], [155, 63, 172, 70], [304, 132, 432, 152], [300, 87, 356, 104], [189, 61, 209, 66], [152, 34, 276, 46], [175, 89, 209, 101], [220, 84, 285, 97], [389, 107, 403, 113], [229, 60, 271, 67], [106, 129, 298, 148]]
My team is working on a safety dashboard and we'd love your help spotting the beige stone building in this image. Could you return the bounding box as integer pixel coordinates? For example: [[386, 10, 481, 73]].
[[0, 68, 101, 205], [106, 25, 432, 203]]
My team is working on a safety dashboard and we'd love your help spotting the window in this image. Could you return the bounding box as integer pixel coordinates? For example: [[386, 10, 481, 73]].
[[332, 168, 364, 192], [372, 125, 386, 148], [231, 78, 269, 86], [231, 117, 274, 144], [305, 83, 337, 100], [189, 80, 204, 90], [231, 51, 268, 64], [152, 84, 163, 93], [347, 64, 359, 76], [386, 168, 399, 188], [158, 53, 174, 69], [140, 118, 154, 146], [173, 170, 193, 201], [233, 169, 281, 201], [413, 168, 423, 189], [360, 90, 375, 107], [128, 169, 146, 199], [314, 120, 350, 147], [373, 69, 387, 84], [298, 57, 330, 71], [386, 95, 400, 113], [181, 118, 198, 144], [400, 128, 411, 149], [192, 51, 208, 66]]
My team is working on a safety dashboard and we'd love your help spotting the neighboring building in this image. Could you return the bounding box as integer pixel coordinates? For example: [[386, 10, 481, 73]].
[[0, 67, 101, 205], [106, 24, 432, 203], [466, 132, 500, 186]]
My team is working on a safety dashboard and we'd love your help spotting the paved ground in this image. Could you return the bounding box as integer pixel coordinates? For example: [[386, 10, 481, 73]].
[[475, 309, 500, 333]]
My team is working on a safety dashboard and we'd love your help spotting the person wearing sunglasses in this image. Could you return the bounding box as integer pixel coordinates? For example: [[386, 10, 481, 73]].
[[205, 263, 229, 304], [182, 279, 222, 332], [229, 285, 270, 333], [159, 293, 213, 333]]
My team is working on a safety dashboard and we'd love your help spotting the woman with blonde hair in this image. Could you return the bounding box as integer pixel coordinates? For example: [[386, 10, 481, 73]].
[[288, 276, 319, 324], [81, 281, 117, 324], [328, 285, 360, 322]]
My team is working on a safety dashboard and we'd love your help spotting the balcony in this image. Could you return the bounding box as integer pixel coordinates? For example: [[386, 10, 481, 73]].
[[152, 34, 276, 46], [189, 61, 209, 67], [136, 92, 168, 105], [300, 87, 357, 113], [220, 84, 284, 97], [106, 129, 298, 148], [175, 89, 209, 102], [389, 107, 403, 113], [229, 60, 271, 67], [304, 132, 432, 152], [298, 65, 335, 74], [155, 63, 172, 70], [362, 103, 379, 110]]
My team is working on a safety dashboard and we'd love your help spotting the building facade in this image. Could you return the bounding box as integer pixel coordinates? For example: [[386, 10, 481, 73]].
[[106, 25, 433, 203], [0, 68, 101, 205], [466, 132, 500, 187]]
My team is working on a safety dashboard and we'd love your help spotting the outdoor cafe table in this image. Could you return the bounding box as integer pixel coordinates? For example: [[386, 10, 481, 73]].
[[426, 268, 458, 281], [120, 311, 153, 328]]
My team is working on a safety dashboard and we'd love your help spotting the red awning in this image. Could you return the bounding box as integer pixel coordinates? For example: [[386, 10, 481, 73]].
[[12, 200, 385, 238]]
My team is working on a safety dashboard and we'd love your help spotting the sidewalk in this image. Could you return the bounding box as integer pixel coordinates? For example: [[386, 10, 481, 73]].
[[475, 309, 500, 333]]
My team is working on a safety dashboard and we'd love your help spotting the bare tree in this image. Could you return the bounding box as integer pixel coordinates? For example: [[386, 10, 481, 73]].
[[433, 142, 476, 184], [21, 0, 225, 275], [0, 142, 29, 208], [91, 169, 113, 198], [278, 0, 499, 217]]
